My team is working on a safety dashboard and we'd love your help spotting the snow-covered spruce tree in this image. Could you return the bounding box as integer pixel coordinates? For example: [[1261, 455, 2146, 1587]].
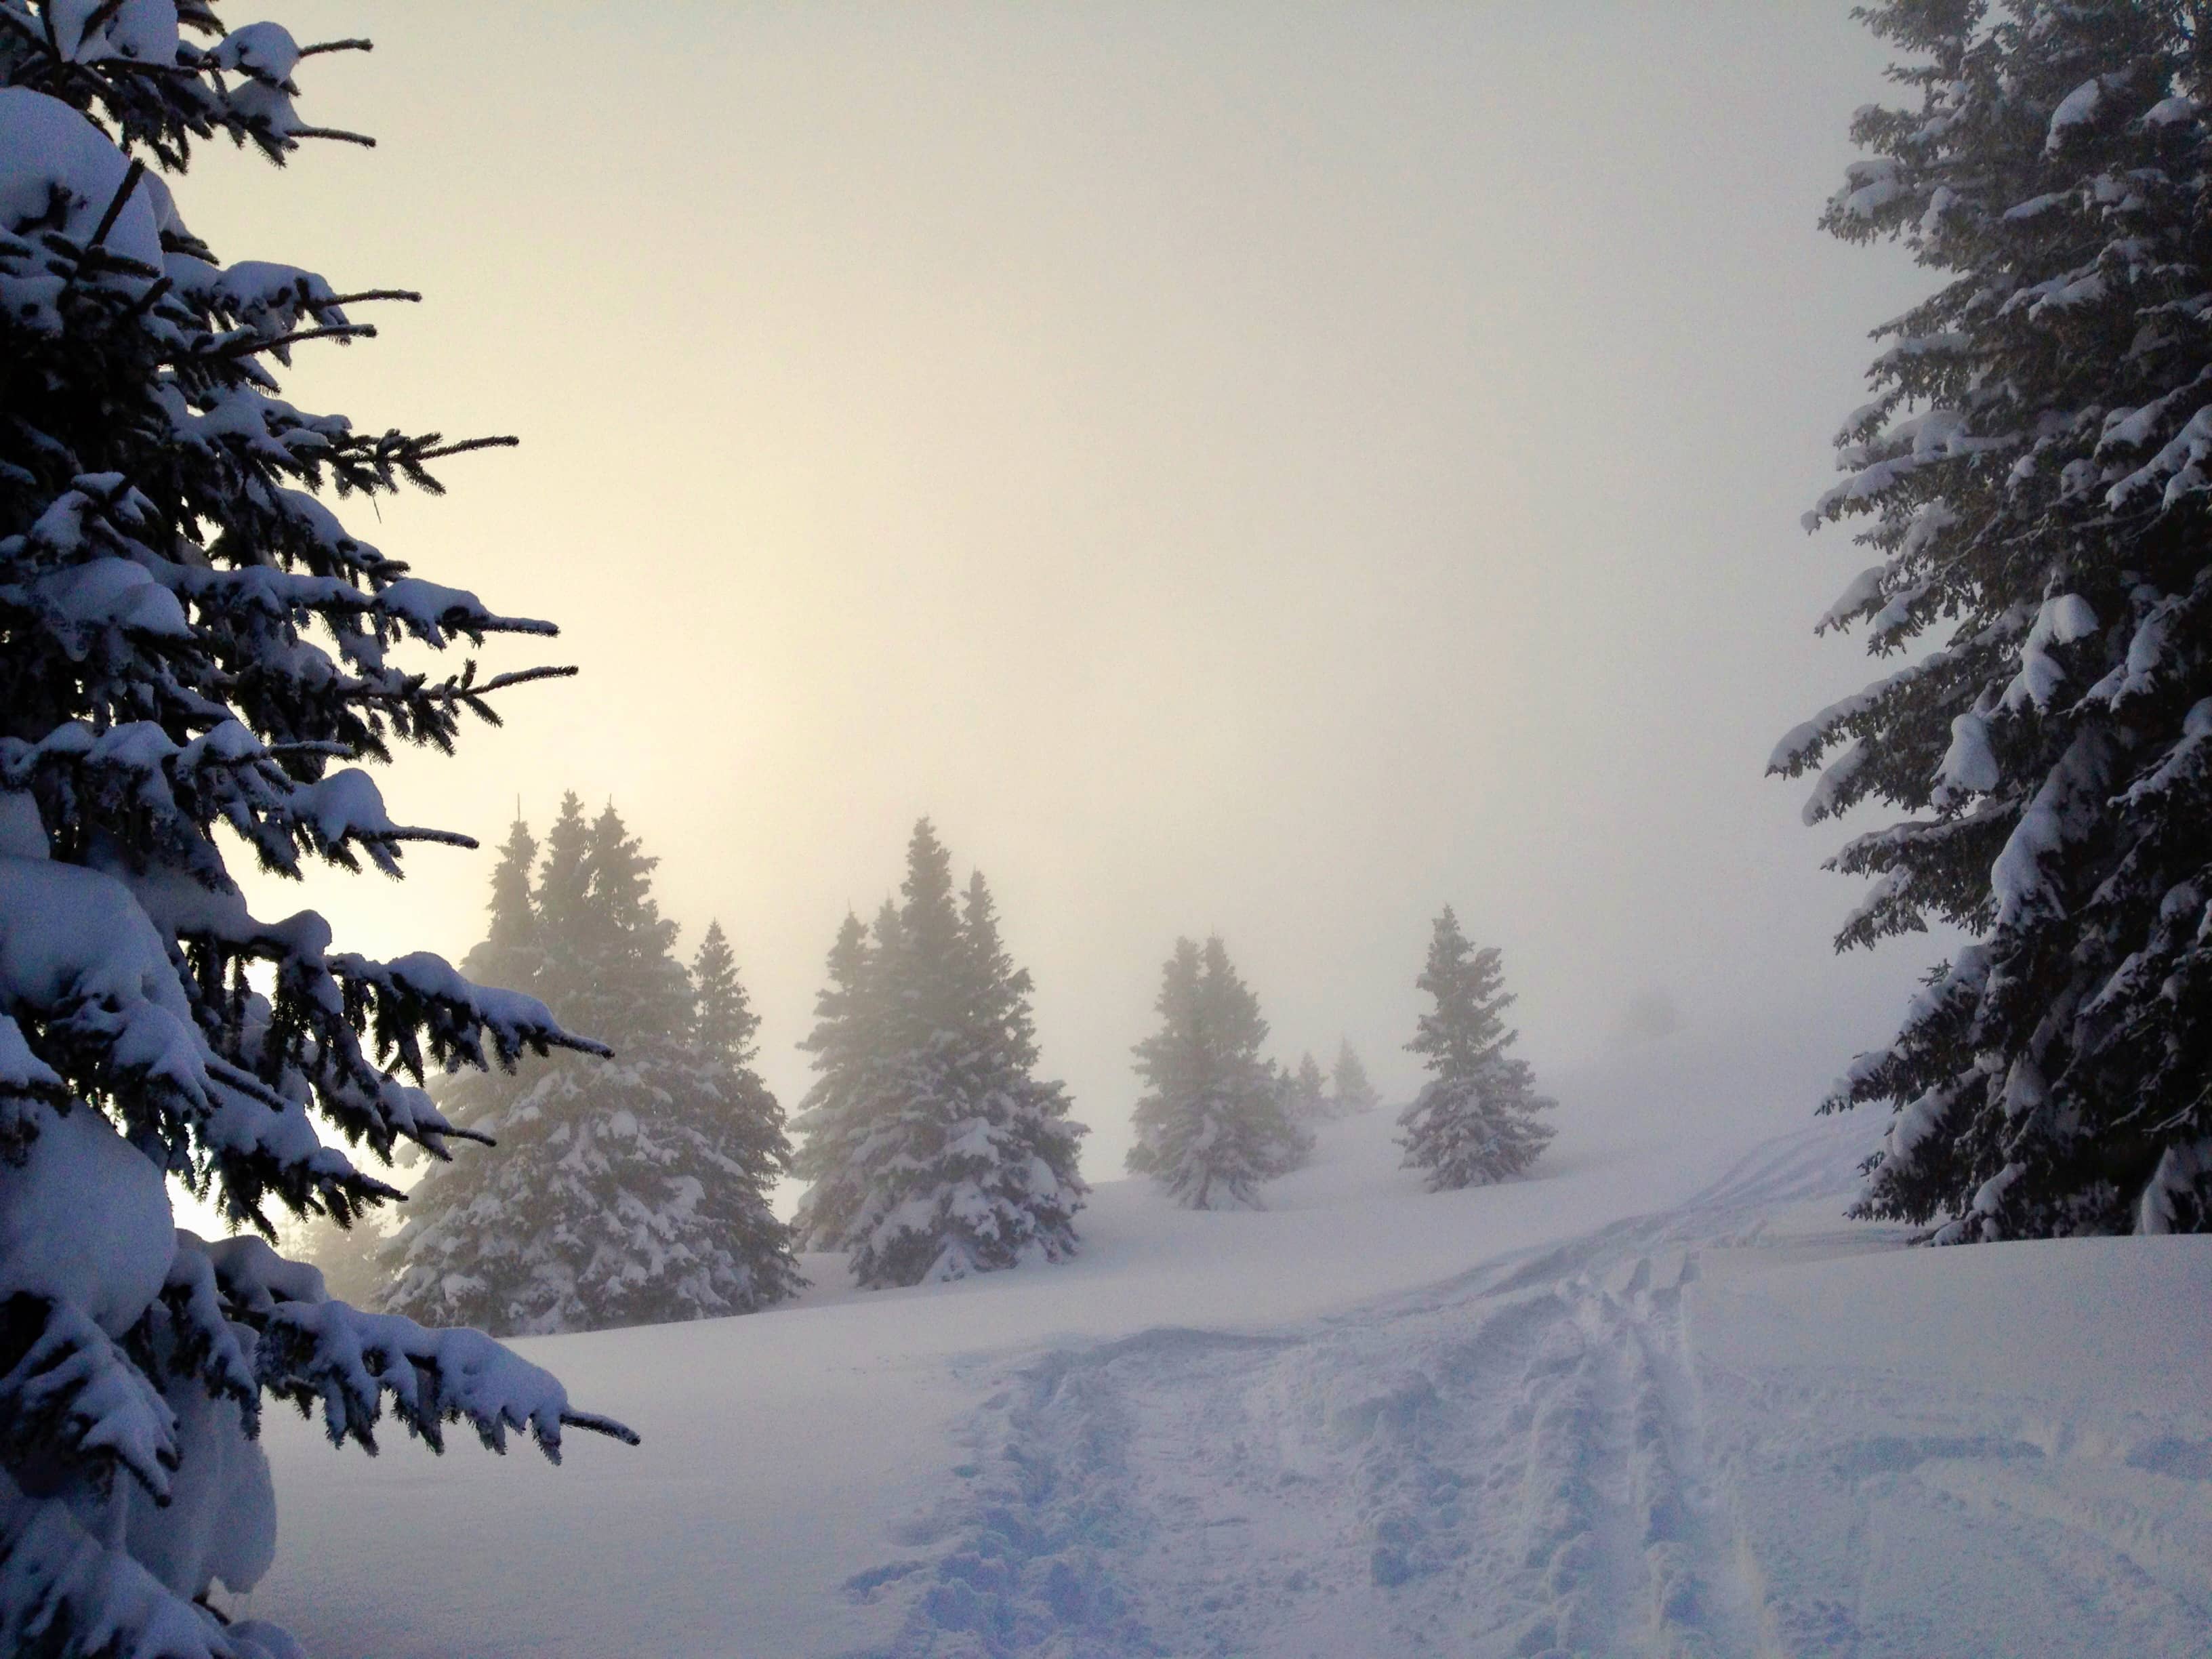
[[793, 821, 1088, 1287], [1128, 935, 1311, 1208], [0, 12, 636, 1656], [1778, 0, 2212, 1237], [1331, 1037, 1381, 1115], [386, 800, 800, 1332], [1396, 908, 1554, 1191]]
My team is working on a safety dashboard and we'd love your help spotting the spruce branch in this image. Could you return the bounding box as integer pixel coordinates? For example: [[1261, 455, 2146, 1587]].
[[324, 288, 422, 307], [77, 0, 129, 41], [466, 664, 577, 693], [560, 1410, 642, 1447], [415, 435, 521, 463], [199, 321, 379, 360], [85, 157, 146, 253], [289, 126, 377, 149], [352, 825, 480, 851], [117, 273, 175, 325]]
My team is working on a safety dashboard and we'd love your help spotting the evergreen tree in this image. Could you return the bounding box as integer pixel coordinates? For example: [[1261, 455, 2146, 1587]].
[[1780, 0, 2212, 1237], [1126, 938, 1204, 1181], [386, 802, 800, 1332], [425, 813, 553, 1146], [791, 907, 891, 1252], [0, 15, 634, 1654], [1128, 935, 1311, 1208], [1288, 1050, 1333, 1123], [691, 920, 758, 1062], [472, 816, 545, 994], [792, 821, 1088, 1287], [1396, 909, 1554, 1190], [684, 918, 805, 1310], [1332, 1038, 1382, 1115]]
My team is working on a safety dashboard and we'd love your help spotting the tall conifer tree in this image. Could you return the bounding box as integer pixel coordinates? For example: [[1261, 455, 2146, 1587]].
[[794, 821, 1088, 1286], [432, 814, 552, 1142], [387, 803, 799, 1331], [1781, 0, 2212, 1237], [1128, 936, 1311, 1208], [0, 15, 632, 1652], [1396, 909, 1554, 1190], [684, 919, 805, 1311], [792, 908, 890, 1252]]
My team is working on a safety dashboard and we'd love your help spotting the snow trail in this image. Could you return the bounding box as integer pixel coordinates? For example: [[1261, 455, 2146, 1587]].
[[243, 1110, 2209, 1659], [850, 1121, 2212, 1658]]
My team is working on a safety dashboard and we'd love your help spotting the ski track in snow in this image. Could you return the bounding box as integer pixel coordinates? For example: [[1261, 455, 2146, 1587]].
[[842, 1124, 2212, 1658]]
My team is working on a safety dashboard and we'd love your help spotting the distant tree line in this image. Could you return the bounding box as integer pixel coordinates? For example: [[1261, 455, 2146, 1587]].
[[304, 807, 1555, 1330]]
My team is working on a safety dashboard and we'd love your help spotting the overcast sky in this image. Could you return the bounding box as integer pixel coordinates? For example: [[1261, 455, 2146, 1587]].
[[177, 2, 1953, 1181]]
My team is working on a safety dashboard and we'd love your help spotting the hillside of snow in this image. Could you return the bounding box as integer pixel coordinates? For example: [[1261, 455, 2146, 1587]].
[[237, 1050, 2212, 1658]]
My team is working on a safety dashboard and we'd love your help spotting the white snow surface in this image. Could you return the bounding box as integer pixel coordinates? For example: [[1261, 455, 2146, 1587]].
[[243, 1048, 2211, 1658]]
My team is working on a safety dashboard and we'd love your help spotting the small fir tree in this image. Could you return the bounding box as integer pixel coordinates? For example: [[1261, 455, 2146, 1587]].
[[386, 802, 800, 1332], [1397, 908, 1555, 1190], [793, 821, 1088, 1286], [1331, 1038, 1382, 1115], [1779, 0, 2212, 1237], [0, 16, 633, 1654], [1128, 936, 1312, 1208]]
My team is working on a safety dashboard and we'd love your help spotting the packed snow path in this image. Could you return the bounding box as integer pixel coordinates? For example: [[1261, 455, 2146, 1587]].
[[247, 1104, 2211, 1658], [848, 1127, 2211, 1658]]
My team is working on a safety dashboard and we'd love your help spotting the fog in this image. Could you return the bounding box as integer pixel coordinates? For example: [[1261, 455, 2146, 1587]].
[[181, 2, 1951, 1177]]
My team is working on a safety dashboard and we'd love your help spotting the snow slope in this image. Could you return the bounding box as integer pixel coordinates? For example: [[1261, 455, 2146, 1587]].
[[237, 1058, 2211, 1658]]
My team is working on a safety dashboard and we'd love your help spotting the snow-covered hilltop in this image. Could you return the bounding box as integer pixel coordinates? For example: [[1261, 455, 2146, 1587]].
[[243, 1086, 2212, 1658]]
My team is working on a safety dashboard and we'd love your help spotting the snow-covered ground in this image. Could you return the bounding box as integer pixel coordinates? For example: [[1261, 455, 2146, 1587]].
[[237, 1053, 2211, 1658]]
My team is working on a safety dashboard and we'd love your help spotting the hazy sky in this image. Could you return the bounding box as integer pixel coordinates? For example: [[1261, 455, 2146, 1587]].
[[177, 2, 1952, 1179]]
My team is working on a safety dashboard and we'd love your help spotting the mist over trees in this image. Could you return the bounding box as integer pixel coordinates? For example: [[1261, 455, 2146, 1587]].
[[1127, 935, 1314, 1209], [1332, 1040, 1382, 1115], [1782, 0, 2212, 1240], [790, 820, 1090, 1287], [1286, 1050, 1332, 1124]]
